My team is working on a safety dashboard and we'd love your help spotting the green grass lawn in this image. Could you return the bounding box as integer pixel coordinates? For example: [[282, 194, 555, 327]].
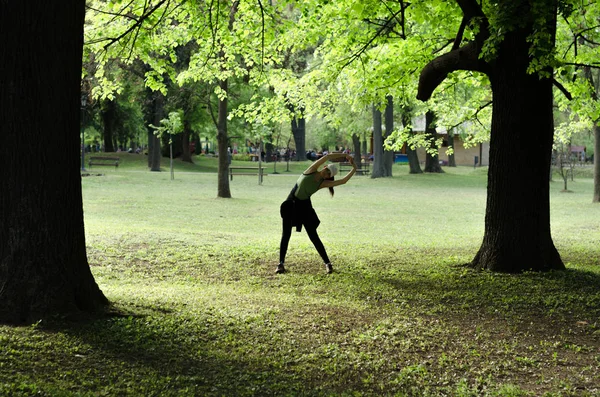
[[1, 155, 599, 396]]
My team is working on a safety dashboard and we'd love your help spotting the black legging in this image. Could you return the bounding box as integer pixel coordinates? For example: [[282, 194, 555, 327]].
[[279, 221, 330, 265]]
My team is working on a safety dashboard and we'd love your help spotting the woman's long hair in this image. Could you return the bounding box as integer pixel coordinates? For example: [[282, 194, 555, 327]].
[[326, 177, 334, 197]]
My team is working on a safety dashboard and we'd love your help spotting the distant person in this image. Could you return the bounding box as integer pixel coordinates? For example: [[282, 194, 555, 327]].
[[277, 152, 357, 274]]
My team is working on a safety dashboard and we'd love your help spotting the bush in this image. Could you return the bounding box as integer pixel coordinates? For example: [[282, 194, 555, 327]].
[[233, 153, 251, 161]]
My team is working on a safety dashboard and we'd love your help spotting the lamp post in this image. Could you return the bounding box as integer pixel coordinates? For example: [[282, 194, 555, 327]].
[[81, 94, 87, 171]]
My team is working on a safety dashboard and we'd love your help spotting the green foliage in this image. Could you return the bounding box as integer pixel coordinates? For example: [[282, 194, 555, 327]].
[[150, 110, 184, 144], [82, 0, 600, 185]]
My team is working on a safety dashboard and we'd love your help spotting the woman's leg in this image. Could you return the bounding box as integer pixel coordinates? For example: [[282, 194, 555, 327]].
[[279, 221, 293, 265], [305, 225, 331, 265]]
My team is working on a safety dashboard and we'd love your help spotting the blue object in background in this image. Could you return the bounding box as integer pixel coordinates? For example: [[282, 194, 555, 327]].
[[394, 154, 408, 163]]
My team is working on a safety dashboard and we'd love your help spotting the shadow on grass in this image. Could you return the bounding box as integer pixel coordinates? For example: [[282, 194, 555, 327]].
[[34, 307, 329, 396], [367, 265, 600, 323]]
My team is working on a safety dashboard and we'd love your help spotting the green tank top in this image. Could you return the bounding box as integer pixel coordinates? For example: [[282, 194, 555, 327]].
[[294, 172, 323, 200]]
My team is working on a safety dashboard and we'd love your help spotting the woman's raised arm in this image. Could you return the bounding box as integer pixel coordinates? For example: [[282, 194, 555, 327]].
[[304, 152, 347, 174]]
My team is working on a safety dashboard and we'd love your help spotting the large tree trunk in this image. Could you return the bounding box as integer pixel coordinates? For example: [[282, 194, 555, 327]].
[[217, 78, 232, 198], [416, 0, 563, 273], [0, 1, 108, 323], [471, 28, 564, 272], [424, 111, 443, 173], [593, 123, 600, 203], [101, 98, 116, 152]]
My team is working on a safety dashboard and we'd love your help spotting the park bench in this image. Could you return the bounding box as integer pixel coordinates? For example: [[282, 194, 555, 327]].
[[88, 156, 120, 169], [339, 161, 370, 175], [229, 165, 267, 184]]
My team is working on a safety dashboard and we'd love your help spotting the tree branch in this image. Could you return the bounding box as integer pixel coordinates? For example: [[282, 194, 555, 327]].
[[417, 0, 490, 102], [340, 8, 403, 70], [552, 79, 572, 100], [563, 62, 600, 69], [101, 0, 171, 50], [448, 100, 492, 131], [417, 41, 486, 101], [452, 16, 468, 51], [454, 0, 486, 23]]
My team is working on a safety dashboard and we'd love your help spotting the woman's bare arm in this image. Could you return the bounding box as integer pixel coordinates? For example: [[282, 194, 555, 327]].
[[304, 152, 347, 174], [320, 155, 357, 188]]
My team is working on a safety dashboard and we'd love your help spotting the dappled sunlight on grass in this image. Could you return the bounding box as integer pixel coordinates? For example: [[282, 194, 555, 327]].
[[2, 160, 599, 396]]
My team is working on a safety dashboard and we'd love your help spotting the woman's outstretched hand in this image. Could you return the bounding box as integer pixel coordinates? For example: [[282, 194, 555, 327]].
[[347, 155, 357, 167]]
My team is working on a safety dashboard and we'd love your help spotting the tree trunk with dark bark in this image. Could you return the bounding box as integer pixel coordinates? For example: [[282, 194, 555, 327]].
[[471, 30, 563, 272], [145, 90, 163, 172], [217, 78, 232, 198], [101, 98, 116, 152], [401, 111, 422, 174], [424, 111, 443, 173], [383, 96, 394, 176], [371, 105, 388, 178], [447, 133, 456, 167], [352, 133, 362, 169], [407, 144, 423, 174], [417, 1, 564, 272], [181, 117, 193, 163], [593, 123, 600, 203], [0, 1, 108, 323], [291, 112, 306, 161], [583, 67, 599, 203]]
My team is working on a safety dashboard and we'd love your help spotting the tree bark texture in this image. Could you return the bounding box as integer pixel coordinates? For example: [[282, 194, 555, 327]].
[[424, 111, 443, 173], [371, 106, 388, 178], [352, 133, 362, 169], [447, 133, 456, 167], [401, 111, 422, 174], [217, 78, 232, 198], [418, 0, 564, 272], [144, 89, 163, 171], [101, 98, 116, 152], [0, 1, 108, 323], [291, 112, 306, 161], [593, 123, 600, 203], [181, 117, 193, 163], [471, 28, 564, 272], [383, 96, 394, 176], [150, 94, 163, 171]]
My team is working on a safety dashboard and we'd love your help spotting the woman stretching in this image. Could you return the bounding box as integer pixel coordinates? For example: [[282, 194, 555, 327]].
[[277, 152, 357, 274]]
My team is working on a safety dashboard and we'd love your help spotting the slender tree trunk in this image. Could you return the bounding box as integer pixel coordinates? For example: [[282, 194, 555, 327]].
[[362, 138, 368, 158], [181, 117, 193, 163], [217, 77, 231, 198], [147, 91, 163, 172], [352, 133, 362, 169], [424, 111, 443, 173], [584, 68, 600, 203], [401, 111, 422, 174], [291, 111, 306, 161], [265, 140, 274, 163], [447, 133, 456, 167], [383, 95, 394, 176], [101, 98, 116, 152], [371, 105, 386, 178], [407, 143, 423, 174], [593, 123, 600, 203], [471, 27, 564, 272], [0, 1, 108, 323]]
